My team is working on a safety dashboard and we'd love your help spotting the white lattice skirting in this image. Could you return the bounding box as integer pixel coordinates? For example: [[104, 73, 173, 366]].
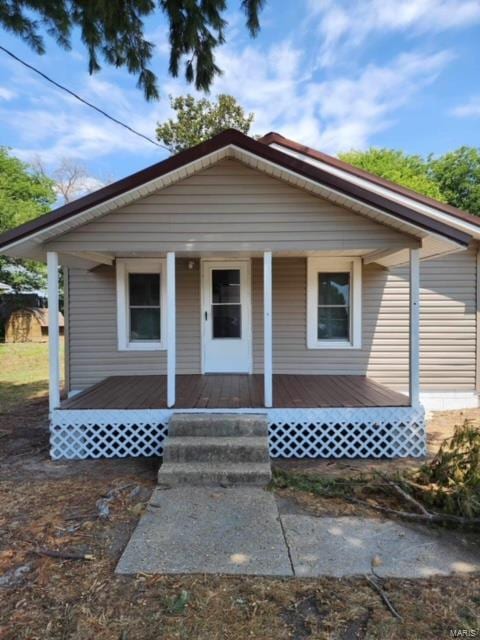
[[50, 410, 171, 460], [50, 406, 425, 460], [267, 407, 425, 458]]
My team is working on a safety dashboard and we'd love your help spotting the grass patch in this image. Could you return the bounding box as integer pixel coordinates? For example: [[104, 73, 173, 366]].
[[0, 340, 63, 413]]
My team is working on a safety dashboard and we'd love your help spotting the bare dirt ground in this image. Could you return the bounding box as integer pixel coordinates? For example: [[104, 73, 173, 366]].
[[1, 398, 479, 639]]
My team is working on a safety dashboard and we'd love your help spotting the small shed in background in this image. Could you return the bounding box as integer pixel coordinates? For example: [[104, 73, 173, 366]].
[[5, 308, 64, 343]]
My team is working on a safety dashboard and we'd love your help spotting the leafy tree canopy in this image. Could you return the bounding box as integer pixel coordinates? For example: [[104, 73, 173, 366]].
[[0, 0, 265, 100], [428, 146, 480, 215], [339, 148, 444, 201], [340, 146, 480, 215], [156, 93, 254, 153], [0, 147, 56, 292]]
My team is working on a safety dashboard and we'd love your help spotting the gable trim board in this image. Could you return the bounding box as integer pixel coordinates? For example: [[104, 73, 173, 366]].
[[0, 130, 473, 263]]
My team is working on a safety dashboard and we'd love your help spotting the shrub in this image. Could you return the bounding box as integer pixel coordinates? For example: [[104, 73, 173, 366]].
[[415, 420, 480, 518]]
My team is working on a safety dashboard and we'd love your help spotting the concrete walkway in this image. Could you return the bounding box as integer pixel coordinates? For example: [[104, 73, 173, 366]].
[[282, 516, 480, 578], [116, 487, 480, 577], [116, 487, 292, 576]]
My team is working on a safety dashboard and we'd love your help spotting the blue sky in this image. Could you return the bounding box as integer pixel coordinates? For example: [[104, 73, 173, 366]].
[[0, 0, 480, 186]]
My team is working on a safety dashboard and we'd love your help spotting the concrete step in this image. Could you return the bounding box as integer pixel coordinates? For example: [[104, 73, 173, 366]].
[[163, 436, 269, 463], [168, 413, 268, 438], [158, 462, 272, 487]]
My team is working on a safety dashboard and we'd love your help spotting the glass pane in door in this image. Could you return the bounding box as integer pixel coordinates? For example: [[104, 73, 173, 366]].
[[211, 269, 241, 338], [212, 304, 241, 338], [212, 269, 240, 302]]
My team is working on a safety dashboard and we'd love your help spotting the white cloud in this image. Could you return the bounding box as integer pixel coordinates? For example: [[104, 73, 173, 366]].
[[208, 41, 452, 152], [0, 15, 455, 173], [0, 86, 16, 101], [307, 0, 480, 66], [309, 50, 452, 151], [451, 96, 480, 118], [0, 67, 170, 169]]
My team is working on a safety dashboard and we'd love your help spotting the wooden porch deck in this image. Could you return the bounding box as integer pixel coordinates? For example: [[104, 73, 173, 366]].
[[61, 374, 409, 410]]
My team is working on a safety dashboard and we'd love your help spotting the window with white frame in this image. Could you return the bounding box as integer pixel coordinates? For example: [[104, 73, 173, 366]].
[[307, 257, 362, 349], [116, 259, 166, 350]]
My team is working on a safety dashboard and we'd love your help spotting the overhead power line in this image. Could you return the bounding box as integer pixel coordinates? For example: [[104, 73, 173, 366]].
[[0, 45, 168, 151]]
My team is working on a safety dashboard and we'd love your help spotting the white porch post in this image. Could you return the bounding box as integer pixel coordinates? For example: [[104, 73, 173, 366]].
[[409, 248, 420, 407], [47, 251, 60, 412], [263, 251, 273, 407], [166, 252, 176, 407]]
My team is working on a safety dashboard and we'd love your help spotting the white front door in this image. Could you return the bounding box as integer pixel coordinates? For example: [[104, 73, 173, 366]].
[[202, 260, 252, 373]]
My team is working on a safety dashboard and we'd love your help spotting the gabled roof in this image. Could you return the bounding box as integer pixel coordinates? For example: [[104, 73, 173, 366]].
[[0, 129, 474, 254]]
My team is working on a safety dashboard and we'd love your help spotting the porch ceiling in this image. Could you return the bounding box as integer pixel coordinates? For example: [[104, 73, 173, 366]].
[[57, 247, 409, 265]]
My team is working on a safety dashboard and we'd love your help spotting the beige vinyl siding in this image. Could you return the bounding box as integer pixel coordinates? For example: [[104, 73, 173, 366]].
[[253, 252, 477, 391], [48, 159, 415, 255], [419, 248, 476, 391], [367, 249, 477, 391], [176, 259, 201, 374], [68, 259, 200, 390], [264, 258, 373, 375], [68, 250, 477, 393]]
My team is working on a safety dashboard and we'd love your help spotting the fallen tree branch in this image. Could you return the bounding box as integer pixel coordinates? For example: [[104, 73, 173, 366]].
[[34, 549, 95, 561], [365, 574, 403, 622], [349, 497, 480, 526], [375, 472, 430, 516], [400, 478, 437, 492]]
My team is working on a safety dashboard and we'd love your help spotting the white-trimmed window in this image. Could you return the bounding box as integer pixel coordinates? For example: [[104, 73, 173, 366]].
[[307, 257, 362, 349], [116, 259, 166, 351]]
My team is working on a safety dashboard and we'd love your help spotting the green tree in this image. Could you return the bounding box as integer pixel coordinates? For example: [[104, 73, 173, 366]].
[[0, 147, 56, 292], [340, 146, 480, 215], [0, 0, 265, 100], [339, 148, 444, 201], [156, 94, 254, 153], [428, 147, 480, 215]]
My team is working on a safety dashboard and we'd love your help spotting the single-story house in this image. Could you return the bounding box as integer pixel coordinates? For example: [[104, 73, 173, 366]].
[[5, 308, 64, 343], [0, 129, 479, 461]]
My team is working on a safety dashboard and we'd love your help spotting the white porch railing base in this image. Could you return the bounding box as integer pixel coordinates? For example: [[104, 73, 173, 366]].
[[50, 406, 425, 460]]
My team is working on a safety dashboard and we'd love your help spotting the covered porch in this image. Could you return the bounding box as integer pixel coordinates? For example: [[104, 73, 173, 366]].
[[48, 248, 422, 412], [49, 248, 424, 460], [60, 373, 410, 410]]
